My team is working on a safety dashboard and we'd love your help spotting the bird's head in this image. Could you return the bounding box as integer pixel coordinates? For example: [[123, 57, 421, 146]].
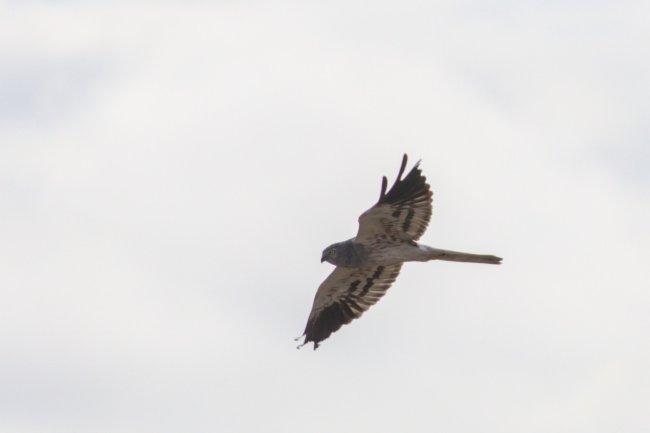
[[321, 243, 340, 265]]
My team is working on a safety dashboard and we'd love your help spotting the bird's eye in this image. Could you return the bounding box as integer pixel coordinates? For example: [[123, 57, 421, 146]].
[[329, 249, 337, 257]]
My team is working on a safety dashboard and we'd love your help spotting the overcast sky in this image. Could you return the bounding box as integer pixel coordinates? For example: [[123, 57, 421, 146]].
[[1, 1, 649, 432]]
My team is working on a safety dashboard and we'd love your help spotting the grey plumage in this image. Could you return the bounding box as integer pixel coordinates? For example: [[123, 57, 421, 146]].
[[321, 240, 368, 267], [298, 154, 502, 350]]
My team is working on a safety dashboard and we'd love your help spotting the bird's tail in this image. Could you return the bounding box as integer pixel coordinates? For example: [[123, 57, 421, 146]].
[[424, 247, 502, 265]]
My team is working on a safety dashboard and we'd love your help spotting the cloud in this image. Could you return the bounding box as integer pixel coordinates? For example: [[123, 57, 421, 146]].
[[1, 1, 649, 432]]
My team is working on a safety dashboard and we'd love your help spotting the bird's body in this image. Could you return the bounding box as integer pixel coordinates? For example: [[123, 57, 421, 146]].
[[323, 238, 501, 267], [298, 154, 502, 349]]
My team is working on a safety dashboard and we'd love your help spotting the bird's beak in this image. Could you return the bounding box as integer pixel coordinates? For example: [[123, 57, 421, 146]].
[[320, 256, 325, 263]]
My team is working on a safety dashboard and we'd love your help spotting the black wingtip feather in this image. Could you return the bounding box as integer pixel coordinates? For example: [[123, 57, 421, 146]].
[[301, 303, 353, 350], [379, 176, 388, 201], [396, 154, 408, 181], [378, 154, 431, 206]]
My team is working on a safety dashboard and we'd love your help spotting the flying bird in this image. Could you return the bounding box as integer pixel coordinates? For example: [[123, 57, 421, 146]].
[[298, 154, 502, 349]]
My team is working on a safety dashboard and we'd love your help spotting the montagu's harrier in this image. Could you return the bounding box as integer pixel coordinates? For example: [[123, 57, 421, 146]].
[[298, 154, 502, 349]]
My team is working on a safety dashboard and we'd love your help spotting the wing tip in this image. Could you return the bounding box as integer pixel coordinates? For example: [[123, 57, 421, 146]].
[[379, 176, 388, 200], [396, 154, 408, 182], [379, 152, 410, 200], [397, 153, 409, 179], [297, 333, 323, 350], [377, 154, 430, 205], [295, 338, 319, 350]]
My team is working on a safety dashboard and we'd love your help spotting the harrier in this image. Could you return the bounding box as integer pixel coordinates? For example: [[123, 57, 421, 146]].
[[298, 154, 502, 349]]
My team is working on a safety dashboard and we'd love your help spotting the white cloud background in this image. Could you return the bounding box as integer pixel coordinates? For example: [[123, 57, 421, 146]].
[[1, 1, 649, 432]]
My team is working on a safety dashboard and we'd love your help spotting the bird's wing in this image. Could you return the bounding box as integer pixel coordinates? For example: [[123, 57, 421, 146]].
[[356, 154, 433, 243], [299, 263, 403, 349]]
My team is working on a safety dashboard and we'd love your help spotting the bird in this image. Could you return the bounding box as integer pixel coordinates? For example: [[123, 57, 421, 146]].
[[297, 154, 502, 350]]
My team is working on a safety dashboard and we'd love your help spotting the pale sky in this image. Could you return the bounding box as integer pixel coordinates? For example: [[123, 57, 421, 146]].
[[1, 1, 649, 432]]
